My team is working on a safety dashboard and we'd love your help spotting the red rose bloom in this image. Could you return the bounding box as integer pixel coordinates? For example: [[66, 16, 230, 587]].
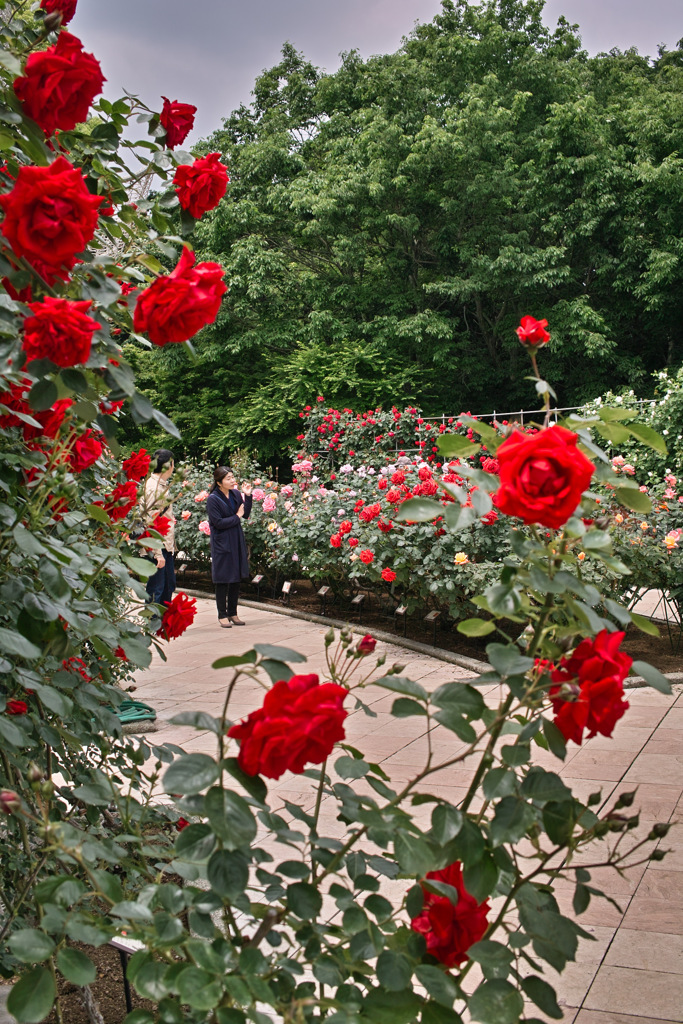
[[158, 592, 197, 640], [359, 549, 374, 564], [338, 519, 353, 535], [97, 480, 138, 523], [377, 518, 393, 533], [494, 425, 594, 530], [348, 537, 359, 547], [176, 817, 189, 831], [6, 700, 27, 715], [0, 381, 73, 441], [173, 152, 229, 218], [143, 514, 171, 539], [159, 96, 196, 149], [40, 0, 78, 23], [330, 533, 342, 548], [122, 449, 151, 482], [0, 157, 102, 283], [133, 246, 226, 345], [22, 296, 100, 367], [227, 673, 348, 779], [549, 629, 631, 745], [410, 861, 490, 968], [14, 32, 104, 136], [516, 315, 550, 347], [386, 488, 402, 505], [69, 429, 102, 472], [381, 567, 397, 582], [481, 457, 499, 474], [62, 656, 89, 681], [357, 634, 376, 654]]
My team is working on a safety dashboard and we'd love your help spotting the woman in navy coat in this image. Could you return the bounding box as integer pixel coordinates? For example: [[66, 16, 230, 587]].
[[206, 466, 253, 628]]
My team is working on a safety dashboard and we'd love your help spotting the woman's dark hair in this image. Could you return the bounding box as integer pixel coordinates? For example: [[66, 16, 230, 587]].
[[210, 465, 234, 492], [152, 448, 174, 474]]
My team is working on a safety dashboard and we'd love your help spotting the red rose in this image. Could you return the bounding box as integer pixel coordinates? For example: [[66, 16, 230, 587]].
[[122, 449, 151, 482], [386, 488, 402, 505], [157, 592, 197, 640], [0, 790, 21, 814], [377, 518, 393, 533], [391, 471, 405, 485], [381, 567, 397, 582], [481, 457, 500, 474], [0, 157, 102, 283], [176, 817, 189, 831], [61, 656, 89, 681], [494, 425, 594, 529], [348, 537, 359, 547], [159, 96, 196, 149], [549, 630, 631, 745], [40, 0, 77, 23], [516, 315, 550, 347], [227, 673, 347, 779], [357, 634, 376, 654], [377, 478, 388, 490], [97, 480, 138, 523], [143, 514, 171, 539], [114, 646, 127, 661], [0, 381, 74, 441], [173, 152, 229, 219], [481, 509, 498, 525], [14, 32, 104, 136], [359, 502, 381, 523], [330, 533, 342, 548], [133, 246, 226, 345], [6, 700, 27, 715], [410, 861, 490, 968], [359, 549, 374, 564], [69, 429, 102, 472], [338, 519, 353, 535], [22, 296, 100, 367]]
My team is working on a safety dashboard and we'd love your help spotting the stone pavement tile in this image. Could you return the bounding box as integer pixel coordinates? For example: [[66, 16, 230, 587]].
[[603, 929, 683, 974], [643, 728, 683, 756], [621, 895, 683, 934], [623, 706, 676, 730], [626, 688, 680, 708], [575, 1012, 678, 1024], [577, 863, 648, 898], [586, 727, 658, 753], [558, 751, 639, 782], [584, 966, 683, 1021], [623, 753, 683, 785], [554, 891, 626, 929], [661, 708, 683, 730], [633, 868, 683, 904]]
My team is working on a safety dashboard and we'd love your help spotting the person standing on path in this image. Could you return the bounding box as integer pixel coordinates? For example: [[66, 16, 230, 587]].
[[141, 448, 176, 606], [206, 466, 253, 628]]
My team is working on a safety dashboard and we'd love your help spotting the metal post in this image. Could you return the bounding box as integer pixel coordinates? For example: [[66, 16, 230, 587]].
[[118, 950, 133, 1015]]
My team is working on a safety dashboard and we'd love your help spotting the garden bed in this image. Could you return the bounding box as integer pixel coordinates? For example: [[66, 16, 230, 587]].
[[177, 570, 683, 674]]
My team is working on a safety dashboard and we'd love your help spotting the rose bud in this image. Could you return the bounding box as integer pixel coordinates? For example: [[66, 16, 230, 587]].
[[0, 790, 21, 814], [43, 10, 63, 31], [27, 763, 44, 784], [357, 634, 377, 655], [648, 822, 671, 840]]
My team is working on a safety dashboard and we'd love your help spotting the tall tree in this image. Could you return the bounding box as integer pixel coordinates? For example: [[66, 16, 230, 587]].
[[124, 0, 683, 461]]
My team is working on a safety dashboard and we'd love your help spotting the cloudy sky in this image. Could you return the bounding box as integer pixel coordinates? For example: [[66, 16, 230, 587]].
[[71, 0, 681, 144]]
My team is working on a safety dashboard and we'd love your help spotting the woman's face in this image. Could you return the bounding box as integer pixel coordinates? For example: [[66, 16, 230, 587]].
[[221, 472, 237, 491]]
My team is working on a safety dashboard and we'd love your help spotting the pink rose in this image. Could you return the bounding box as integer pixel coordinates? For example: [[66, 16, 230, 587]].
[[198, 520, 210, 535]]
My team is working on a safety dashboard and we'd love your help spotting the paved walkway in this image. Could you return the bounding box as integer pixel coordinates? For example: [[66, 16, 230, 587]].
[[133, 598, 683, 1024]]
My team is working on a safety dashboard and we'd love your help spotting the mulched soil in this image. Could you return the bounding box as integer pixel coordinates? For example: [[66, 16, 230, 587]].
[[178, 570, 683, 674]]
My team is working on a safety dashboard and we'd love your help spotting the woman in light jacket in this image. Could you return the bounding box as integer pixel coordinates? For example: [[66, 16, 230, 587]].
[[206, 466, 252, 628]]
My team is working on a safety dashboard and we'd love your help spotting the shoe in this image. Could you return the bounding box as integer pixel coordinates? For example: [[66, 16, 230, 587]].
[[229, 616, 245, 625], [219, 619, 232, 629]]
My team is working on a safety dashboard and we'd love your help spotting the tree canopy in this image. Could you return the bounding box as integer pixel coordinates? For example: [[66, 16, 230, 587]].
[[124, 0, 683, 461]]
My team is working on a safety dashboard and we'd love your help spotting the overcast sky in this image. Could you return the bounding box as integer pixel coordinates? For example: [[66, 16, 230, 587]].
[[71, 0, 682, 145]]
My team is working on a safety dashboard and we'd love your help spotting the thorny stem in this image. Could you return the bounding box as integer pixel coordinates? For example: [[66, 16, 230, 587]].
[[310, 759, 327, 882]]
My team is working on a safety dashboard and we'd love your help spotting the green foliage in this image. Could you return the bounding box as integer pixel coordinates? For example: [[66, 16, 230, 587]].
[[125, 0, 683, 461]]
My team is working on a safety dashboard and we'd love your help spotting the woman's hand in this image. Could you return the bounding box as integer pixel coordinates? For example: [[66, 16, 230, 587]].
[[156, 555, 166, 568], [242, 481, 252, 495], [236, 504, 245, 518]]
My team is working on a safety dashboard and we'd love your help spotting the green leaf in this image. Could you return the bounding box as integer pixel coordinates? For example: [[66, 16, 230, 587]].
[[28, 380, 58, 412], [521, 977, 562, 1019], [376, 950, 412, 991], [457, 618, 495, 637], [430, 805, 463, 844], [175, 823, 217, 863], [631, 660, 672, 694], [520, 768, 572, 804], [437, 434, 481, 458], [254, 643, 307, 663], [482, 768, 516, 801], [0, 627, 41, 660], [286, 882, 322, 919], [486, 644, 533, 677], [123, 556, 157, 579], [207, 849, 249, 900], [391, 697, 427, 717], [433, 707, 477, 742], [395, 832, 434, 875], [467, 941, 514, 969], [260, 658, 293, 683], [415, 964, 459, 1008], [421, 1003, 463, 1024], [335, 755, 369, 779], [629, 613, 659, 637], [56, 948, 96, 986], [468, 979, 523, 1024], [7, 966, 56, 1022], [542, 718, 566, 761], [204, 788, 256, 848], [362, 988, 422, 1024], [542, 801, 577, 846], [627, 421, 667, 454], [9, 929, 55, 963], [86, 503, 112, 525], [615, 486, 652, 513], [375, 676, 428, 701], [169, 711, 220, 733], [211, 651, 257, 669], [164, 754, 219, 795], [395, 498, 443, 522]]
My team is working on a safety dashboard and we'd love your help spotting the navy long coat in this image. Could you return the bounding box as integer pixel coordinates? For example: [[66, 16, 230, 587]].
[[206, 488, 253, 584]]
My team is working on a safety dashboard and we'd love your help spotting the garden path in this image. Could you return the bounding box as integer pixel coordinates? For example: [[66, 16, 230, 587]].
[[133, 598, 683, 1024]]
